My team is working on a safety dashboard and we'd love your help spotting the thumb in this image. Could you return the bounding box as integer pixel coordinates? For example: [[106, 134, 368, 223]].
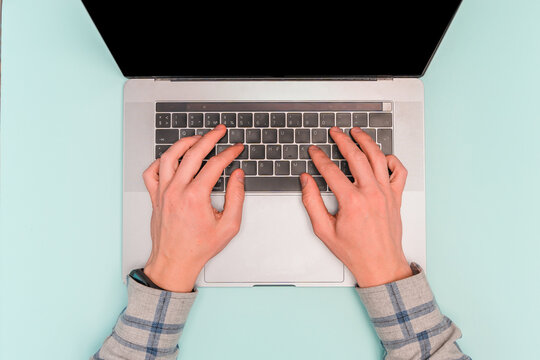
[[300, 173, 335, 240], [221, 168, 245, 233]]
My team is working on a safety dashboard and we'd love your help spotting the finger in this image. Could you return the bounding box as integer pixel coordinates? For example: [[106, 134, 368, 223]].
[[220, 168, 246, 235], [329, 127, 377, 188], [191, 143, 244, 193], [174, 124, 227, 185], [349, 127, 390, 185], [158, 135, 202, 189], [386, 154, 408, 197], [142, 159, 160, 207], [309, 145, 356, 203], [300, 173, 336, 240]]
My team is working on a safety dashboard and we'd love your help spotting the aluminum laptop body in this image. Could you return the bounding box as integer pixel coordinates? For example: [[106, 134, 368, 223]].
[[83, 2, 462, 287]]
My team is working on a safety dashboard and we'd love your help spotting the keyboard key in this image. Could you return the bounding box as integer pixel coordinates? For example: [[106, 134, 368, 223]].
[[218, 131, 228, 143], [307, 161, 320, 175], [377, 129, 393, 155], [188, 113, 204, 127], [312, 176, 328, 191], [267, 145, 282, 159], [237, 146, 249, 159], [363, 128, 376, 142], [217, 145, 231, 154], [341, 161, 351, 175], [246, 129, 261, 143], [156, 129, 179, 143], [156, 113, 171, 128], [254, 113, 269, 127], [155, 145, 171, 159], [258, 161, 273, 175], [243, 177, 302, 191], [283, 145, 298, 159], [332, 145, 344, 159], [279, 129, 294, 143], [225, 161, 241, 175], [196, 129, 210, 136], [295, 129, 310, 143], [336, 113, 351, 127], [312, 129, 327, 143], [352, 113, 367, 127], [229, 129, 245, 143], [299, 145, 311, 159], [242, 161, 257, 175], [179, 129, 195, 138], [287, 113, 302, 127], [250, 145, 265, 159], [270, 113, 286, 127], [291, 160, 306, 175], [205, 113, 220, 127], [262, 129, 277, 143], [275, 161, 290, 175], [172, 113, 187, 127], [238, 113, 253, 127], [318, 145, 331, 158], [320, 113, 335, 127], [221, 113, 237, 127], [369, 113, 392, 127], [213, 177, 224, 191], [303, 113, 318, 127]]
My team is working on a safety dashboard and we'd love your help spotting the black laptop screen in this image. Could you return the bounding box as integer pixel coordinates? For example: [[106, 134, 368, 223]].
[[82, 1, 461, 78]]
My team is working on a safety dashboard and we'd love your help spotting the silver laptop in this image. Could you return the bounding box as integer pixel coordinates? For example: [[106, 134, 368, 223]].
[[83, 2, 461, 287]]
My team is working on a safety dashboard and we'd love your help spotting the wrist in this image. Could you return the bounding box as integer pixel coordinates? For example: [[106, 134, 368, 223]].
[[144, 257, 202, 293], [353, 260, 413, 288]]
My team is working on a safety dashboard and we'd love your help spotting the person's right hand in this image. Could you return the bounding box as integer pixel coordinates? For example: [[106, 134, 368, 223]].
[[141, 124, 245, 292], [300, 127, 412, 288]]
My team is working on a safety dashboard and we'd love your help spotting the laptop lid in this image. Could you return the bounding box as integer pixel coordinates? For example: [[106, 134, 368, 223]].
[[82, 1, 461, 79]]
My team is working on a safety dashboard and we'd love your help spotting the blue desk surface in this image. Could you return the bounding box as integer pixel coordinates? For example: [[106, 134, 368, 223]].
[[1, 0, 539, 358]]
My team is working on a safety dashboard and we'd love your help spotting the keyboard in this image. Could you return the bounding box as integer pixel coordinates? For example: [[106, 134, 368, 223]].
[[154, 102, 393, 192]]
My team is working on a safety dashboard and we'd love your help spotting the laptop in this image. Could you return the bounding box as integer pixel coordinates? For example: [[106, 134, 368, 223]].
[[83, 2, 461, 287]]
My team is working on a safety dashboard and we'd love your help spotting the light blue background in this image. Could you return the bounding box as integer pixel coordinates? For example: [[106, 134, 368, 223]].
[[1, 0, 539, 359]]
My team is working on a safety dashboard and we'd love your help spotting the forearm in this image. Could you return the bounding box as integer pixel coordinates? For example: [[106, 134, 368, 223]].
[[92, 278, 197, 360], [357, 263, 469, 360]]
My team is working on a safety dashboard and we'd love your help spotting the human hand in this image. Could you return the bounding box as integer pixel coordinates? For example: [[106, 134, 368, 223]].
[[141, 124, 245, 292], [300, 127, 412, 288]]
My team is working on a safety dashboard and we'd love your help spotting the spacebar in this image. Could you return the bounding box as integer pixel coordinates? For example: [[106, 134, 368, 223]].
[[244, 177, 302, 191]]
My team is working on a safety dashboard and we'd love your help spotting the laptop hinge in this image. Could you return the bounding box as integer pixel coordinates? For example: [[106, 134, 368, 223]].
[[152, 76, 395, 82]]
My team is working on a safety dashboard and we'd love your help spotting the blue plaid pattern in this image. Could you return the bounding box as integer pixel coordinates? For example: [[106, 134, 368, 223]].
[[94, 265, 469, 359], [358, 265, 471, 360], [92, 278, 196, 360]]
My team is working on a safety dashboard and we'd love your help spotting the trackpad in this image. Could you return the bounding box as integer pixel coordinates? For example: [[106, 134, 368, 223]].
[[204, 194, 344, 284]]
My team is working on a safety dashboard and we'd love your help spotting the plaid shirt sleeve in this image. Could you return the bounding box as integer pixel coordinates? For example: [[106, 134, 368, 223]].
[[92, 278, 197, 360], [357, 263, 470, 359]]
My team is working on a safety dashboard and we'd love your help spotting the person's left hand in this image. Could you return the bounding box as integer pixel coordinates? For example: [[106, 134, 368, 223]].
[[142, 124, 245, 292]]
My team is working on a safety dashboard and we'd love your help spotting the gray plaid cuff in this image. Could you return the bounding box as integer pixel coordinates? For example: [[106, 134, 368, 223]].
[[93, 278, 197, 360], [357, 263, 470, 359]]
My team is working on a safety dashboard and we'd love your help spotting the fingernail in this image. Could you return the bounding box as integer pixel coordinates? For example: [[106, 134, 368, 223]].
[[309, 145, 320, 152], [351, 127, 362, 133], [236, 169, 245, 183], [300, 174, 308, 188], [330, 126, 341, 132]]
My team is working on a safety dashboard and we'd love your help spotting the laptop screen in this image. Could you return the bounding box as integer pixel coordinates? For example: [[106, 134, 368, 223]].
[[82, 1, 461, 79]]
